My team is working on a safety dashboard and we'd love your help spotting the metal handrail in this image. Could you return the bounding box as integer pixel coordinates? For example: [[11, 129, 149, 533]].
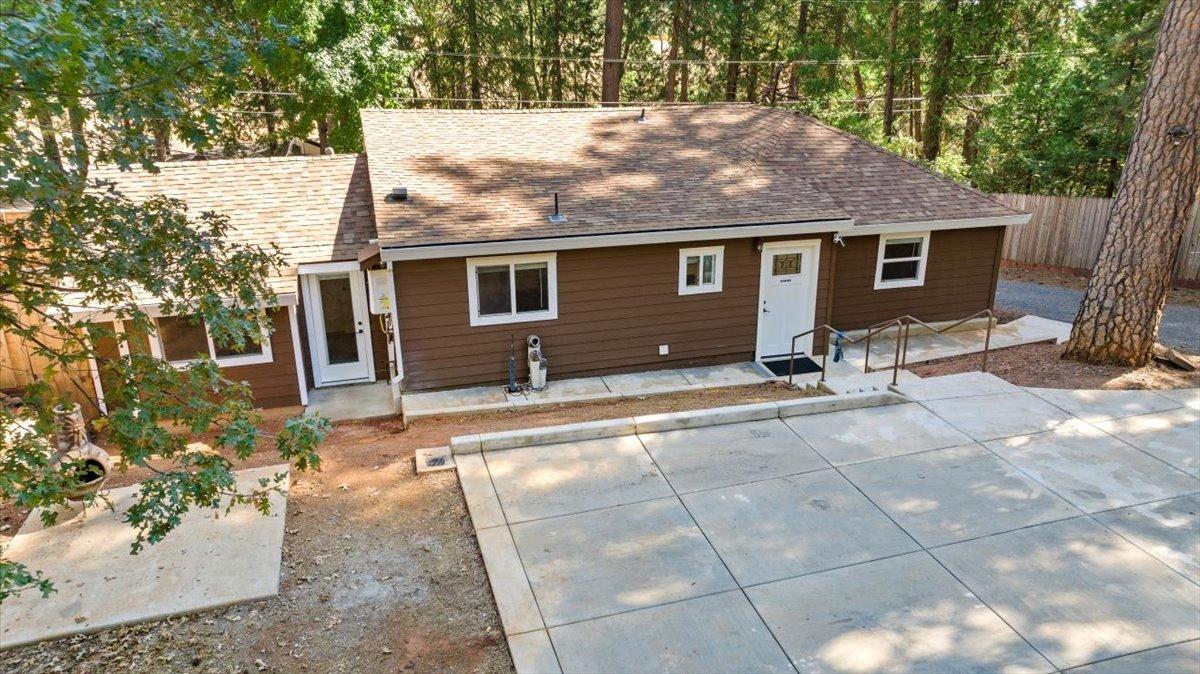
[[783, 308, 997, 388], [786, 319, 905, 386]]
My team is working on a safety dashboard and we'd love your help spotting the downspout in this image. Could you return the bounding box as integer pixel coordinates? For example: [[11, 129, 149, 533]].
[[385, 260, 406, 418], [823, 234, 839, 355]]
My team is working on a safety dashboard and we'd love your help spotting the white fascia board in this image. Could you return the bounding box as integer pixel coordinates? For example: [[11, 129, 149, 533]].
[[837, 213, 1030, 238], [296, 260, 363, 275], [379, 219, 857, 261], [66, 293, 298, 323]]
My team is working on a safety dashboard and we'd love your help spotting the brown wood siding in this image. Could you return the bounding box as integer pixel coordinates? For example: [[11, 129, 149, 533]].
[[395, 237, 824, 391], [221, 308, 302, 408], [829, 227, 1005, 330]]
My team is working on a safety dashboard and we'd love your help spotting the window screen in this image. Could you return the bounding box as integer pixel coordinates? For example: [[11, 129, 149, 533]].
[[157, 315, 209, 362], [476, 265, 512, 315], [514, 262, 550, 313], [685, 253, 717, 287]]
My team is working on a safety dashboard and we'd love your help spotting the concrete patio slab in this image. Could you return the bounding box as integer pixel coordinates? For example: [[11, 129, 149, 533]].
[[1094, 495, 1200, 584], [677, 361, 771, 387], [746, 552, 1053, 674], [549, 591, 793, 674], [1065, 639, 1200, 674], [1158, 387, 1200, 411], [601, 369, 696, 396], [841, 444, 1080, 547], [509, 498, 736, 626], [507, 630, 562, 674], [638, 418, 827, 493], [305, 381, 395, 421], [1025, 387, 1182, 422], [893, 371, 1023, 401], [933, 517, 1200, 670], [485, 435, 672, 522], [681, 471, 917, 586], [984, 420, 1200, 513], [0, 465, 288, 649], [508, 377, 614, 405], [1093, 407, 1200, 478], [475, 526, 545, 636], [455, 453, 506, 530], [921, 391, 1074, 441], [403, 384, 508, 416], [783, 402, 973, 466]]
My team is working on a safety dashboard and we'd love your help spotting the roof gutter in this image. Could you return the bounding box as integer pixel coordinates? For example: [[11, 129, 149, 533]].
[[836, 213, 1030, 237], [379, 219, 856, 261]]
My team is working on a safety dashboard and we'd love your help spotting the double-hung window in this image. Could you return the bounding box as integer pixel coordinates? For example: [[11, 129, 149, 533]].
[[153, 314, 274, 367], [467, 253, 558, 326], [874, 232, 930, 289], [678, 246, 724, 295]]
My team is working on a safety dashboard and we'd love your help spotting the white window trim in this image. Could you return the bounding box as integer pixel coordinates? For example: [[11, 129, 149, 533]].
[[149, 314, 274, 368], [678, 246, 725, 295], [874, 232, 931, 290], [466, 252, 559, 327]]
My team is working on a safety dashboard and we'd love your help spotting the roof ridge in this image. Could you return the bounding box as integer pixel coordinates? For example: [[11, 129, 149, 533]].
[[360, 104, 758, 116], [94, 153, 363, 174], [790, 112, 1021, 217]]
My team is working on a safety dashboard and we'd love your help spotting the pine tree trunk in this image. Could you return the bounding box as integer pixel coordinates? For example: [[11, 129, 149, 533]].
[[664, 0, 683, 102], [922, 0, 957, 162], [551, 0, 564, 101], [883, 1, 900, 137], [465, 0, 482, 107], [725, 0, 745, 102], [786, 1, 808, 102], [679, 0, 693, 102], [1063, 0, 1200, 366], [601, 0, 623, 104]]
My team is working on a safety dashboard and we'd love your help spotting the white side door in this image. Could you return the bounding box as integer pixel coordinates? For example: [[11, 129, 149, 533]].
[[303, 271, 374, 386], [756, 240, 821, 360]]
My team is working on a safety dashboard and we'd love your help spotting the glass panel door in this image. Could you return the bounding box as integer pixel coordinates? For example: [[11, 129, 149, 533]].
[[319, 276, 360, 364]]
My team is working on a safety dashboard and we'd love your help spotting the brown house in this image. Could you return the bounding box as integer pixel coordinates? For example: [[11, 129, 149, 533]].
[[73, 105, 1027, 413]]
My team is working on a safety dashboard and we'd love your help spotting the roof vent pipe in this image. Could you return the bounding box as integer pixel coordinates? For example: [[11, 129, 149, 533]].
[[548, 193, 567, 223], [637, 108, 647, 124], [387, 186, 408, 202]]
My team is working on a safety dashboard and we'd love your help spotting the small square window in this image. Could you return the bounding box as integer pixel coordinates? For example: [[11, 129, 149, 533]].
[[875, 232, 930, 289], [679, 246, 724, 295]]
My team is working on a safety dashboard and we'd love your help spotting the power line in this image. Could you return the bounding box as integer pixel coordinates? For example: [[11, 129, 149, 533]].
[[400, 49, 1072, 67]]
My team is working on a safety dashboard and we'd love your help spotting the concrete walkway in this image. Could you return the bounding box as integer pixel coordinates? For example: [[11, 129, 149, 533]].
[[458, 375, 1200, 673], [402, 361, 846, 419], [998, 279, 1200, 353], [0, 465, 289, 649]]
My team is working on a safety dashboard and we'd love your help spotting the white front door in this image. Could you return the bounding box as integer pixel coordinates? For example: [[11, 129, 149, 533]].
[[756, 240, 821, 360], [303, 271, 374, 386]]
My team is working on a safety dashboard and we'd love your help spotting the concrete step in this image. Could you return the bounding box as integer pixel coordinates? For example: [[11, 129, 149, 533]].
[[817, 369, 920, 395]]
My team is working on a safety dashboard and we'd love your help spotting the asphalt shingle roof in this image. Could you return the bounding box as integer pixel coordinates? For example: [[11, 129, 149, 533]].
[[360, 105, 1019, 249], [92, 154, 377, 294]]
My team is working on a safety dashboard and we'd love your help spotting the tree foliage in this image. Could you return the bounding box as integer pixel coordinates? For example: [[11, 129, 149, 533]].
[[0, 0, 328, 602]]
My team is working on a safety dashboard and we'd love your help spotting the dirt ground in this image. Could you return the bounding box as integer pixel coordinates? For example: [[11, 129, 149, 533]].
[[1000, 266, 1200, 307], [909, 340, 1200, 390], [0, 382, 813, 674]]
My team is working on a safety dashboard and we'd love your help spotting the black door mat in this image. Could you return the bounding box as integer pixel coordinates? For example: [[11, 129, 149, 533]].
[[760, 356, 823, 377]]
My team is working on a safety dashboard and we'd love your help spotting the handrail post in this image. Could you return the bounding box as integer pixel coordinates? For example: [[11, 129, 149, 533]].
[[864, 330, 872, 373], [892, 320, 903, 387], [982, 310, 993, 372], [787, 334, 797, 387]]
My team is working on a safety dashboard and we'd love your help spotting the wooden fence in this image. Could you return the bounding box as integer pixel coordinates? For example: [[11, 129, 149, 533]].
[[992, 192, 1200, 284], [0, 322, 101, 417]]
